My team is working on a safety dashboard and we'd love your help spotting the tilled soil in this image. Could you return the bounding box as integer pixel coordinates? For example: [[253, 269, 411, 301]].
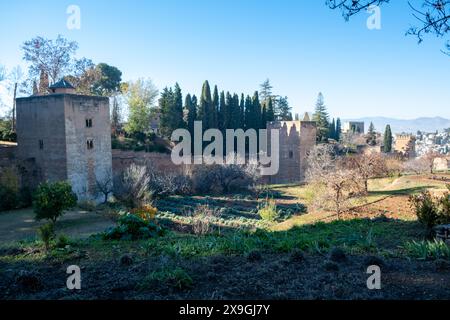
[[1, 252, 449, 300]]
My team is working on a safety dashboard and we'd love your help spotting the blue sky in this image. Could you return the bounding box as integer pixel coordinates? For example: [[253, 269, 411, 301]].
[[0, 0, 449, 119]]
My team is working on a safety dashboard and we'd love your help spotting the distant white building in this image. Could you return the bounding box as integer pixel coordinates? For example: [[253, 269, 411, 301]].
[[343, 121, 365, 134]]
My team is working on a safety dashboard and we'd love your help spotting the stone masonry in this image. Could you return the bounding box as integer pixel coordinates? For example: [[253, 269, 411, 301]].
[[16, 85, 112, 202], [266, 120, 317, 184]]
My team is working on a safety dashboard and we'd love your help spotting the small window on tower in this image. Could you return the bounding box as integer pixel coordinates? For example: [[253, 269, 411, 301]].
[[86, 119, 93, 128], [39, 140, 44, 150], [289, 151, 294, 159], [87, 139, 94, 150]]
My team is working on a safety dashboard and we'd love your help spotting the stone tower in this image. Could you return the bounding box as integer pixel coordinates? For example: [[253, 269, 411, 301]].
[[266, 118, 317, 184], [16, 79, 112, 202], [394, 134, 416, 159]]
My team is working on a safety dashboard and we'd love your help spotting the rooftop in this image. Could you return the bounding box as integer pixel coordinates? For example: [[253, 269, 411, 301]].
[[48, 79, 75, 89]]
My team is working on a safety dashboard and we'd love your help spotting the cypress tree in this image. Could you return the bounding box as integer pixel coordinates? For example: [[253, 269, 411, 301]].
[[231, 93, 241, 129], [185, 93, 196, 137], [199, 80, 212, 130], [383, 124, 393, 153], [225, 92, 233, 129], [252, 91, 261, 130], [239, 94, 245, 129], [244, 95, 253, 130], [266, 98, 275, 122], [173, 83, 184, 129], [329, 118, 336, 140], [219, 91, 226, 132], [335, 118, 342, 142], [212, 85, 219, 129], [261, 105, 267, 128]]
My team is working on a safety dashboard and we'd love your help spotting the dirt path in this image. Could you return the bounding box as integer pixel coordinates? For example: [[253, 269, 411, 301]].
[[0, 208, 115, 244]]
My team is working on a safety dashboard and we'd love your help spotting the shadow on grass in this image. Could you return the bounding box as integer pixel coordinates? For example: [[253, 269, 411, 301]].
[[368, 186, 430, 197]]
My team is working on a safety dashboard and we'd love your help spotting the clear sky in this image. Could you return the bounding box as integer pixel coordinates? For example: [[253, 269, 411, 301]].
[[0, 0, 449, 119]]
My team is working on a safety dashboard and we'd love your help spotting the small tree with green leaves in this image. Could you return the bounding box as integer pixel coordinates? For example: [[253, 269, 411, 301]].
[[33, 181, 78, 224]]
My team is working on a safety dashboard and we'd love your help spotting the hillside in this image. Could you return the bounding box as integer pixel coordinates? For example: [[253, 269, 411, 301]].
[[344, 116, 450, 134]]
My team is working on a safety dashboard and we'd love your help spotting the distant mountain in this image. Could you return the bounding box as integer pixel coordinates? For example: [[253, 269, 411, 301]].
[[343, 117, 450, 134]]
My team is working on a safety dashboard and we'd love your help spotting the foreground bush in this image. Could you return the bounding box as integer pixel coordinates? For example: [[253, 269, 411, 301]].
[[114, 164, 151, 208], [148, 166, 192, 198], [404, 240, 450, 260], [258, 200, 281, 222], [33, 181, 78, 223], [103, 213, 164, 241], [191, 160, 259, 194], [38, 223, 55, 251], [139, 267, 193, 290], [410, 189, 450, 234]]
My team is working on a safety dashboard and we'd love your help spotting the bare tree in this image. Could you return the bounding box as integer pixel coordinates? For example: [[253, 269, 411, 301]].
[[343, 152, 387, 194], [7, 66, 26, 132], [22, 35, 79, 84], [407, 0, 450, 55], [403, 157, 430, 174], [327, 0, 389, 19], [96, 171, 114, 204], [423, 150, 442, 174], [306, 145, 359, 219], [327, 0, 450, 54], [114, 164, 151, 208]]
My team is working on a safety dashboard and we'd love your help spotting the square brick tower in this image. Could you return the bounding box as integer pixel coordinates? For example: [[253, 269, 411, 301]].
[[16, 79, 112, 202], [266, 117, 317, 184]]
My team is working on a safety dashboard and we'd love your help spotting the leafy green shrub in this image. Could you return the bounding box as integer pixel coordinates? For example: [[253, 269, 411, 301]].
[[38, 223, 55, 251], [258, 200, 281, 222], [410, 191, 450, 234], [56, 234, 70, 248], [139, 267, 193, 290], [103, 213, 164, 241], [33, 181, 77, 223], [404, 240, 450, 260]]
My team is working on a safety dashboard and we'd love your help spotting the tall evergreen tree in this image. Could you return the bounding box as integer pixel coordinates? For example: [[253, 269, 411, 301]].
[[185, 93, 196, 137], [239, 94, 245, 129], [266, 98, 275, 122], [219, 91, 226, 131], [367, 122, 377, 146], [173, 83, 184, 129], [199, 80, 213, 130], [329, 118, 336, 140], [312, 92, 330, 142], [224, 92, 233, 129], [212, 85, 219, 128], [244, 95, 253, 130], [335, 118, 342, 142], [252, 91, 262, 130], [231, 93, 241, 129], [159, 83, 184, 137], [259, 79, 274, 104], [261, 105, 267, 128], [277, 96, 291, 121], [383, 124, 393, 153]]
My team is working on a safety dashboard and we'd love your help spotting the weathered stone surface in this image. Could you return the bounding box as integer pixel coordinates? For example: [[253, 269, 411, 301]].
[[266, 120, 316, 184], [16, 94, 112, 202]]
